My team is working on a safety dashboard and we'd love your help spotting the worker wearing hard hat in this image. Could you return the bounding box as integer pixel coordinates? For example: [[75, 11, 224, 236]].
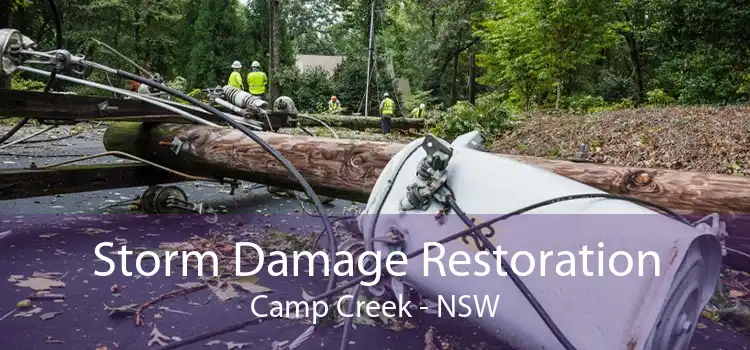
[[410, 103, 426, 118], [328, 96, 341, 113], [246, 61, 268, 98], [228, 61, 244, 90], [379, 92, 395, 133]]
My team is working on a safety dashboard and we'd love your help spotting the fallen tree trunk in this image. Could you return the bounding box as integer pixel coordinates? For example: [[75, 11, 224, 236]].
[[299, 114, 434, 131], [104, 122, 750, 214], [104, 123, 750, 269]]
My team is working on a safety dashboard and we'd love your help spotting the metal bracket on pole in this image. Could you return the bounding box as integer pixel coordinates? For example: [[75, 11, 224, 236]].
[[169, 137, 183, 155]]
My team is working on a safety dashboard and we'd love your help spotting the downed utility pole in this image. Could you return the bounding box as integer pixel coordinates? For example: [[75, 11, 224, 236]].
[[103, 122, 750, 215]]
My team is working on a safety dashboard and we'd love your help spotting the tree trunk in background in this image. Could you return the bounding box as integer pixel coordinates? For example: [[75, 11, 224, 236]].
[[0, 0, 11, 90], [468, 49, 476, 104], [450, 53, 458, 105], [0, 0, 11, 89], [269, 0, 281, 102]]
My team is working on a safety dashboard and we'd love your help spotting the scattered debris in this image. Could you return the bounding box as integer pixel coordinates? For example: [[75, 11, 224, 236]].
[[39, 234, 59, 239], [209, 282, 239, 302], [80, 228, 112, 236], [424, 326, 439, 350], [15, 277, 65, 291], [7, 274, 23, 283], [40, 311, 63, 320], [14, 307, 42, 318], [44, 336, 63, 344], [135, 283, 207, 325], [158, 306, 191, 316], [231, 276, 272, 294], [104, 303, 139, 316], [270, 340, 289, 350], [205, 340, 221, 346], [703, 268, 750, 334], [110, 284, 119, 294], [225, 342, 249, 349], [176, 282, 204, 289], [148, 326, 171, 347]]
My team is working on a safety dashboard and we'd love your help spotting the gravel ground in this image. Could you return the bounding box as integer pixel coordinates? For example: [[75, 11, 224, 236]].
[[0, 124, 748, 350]]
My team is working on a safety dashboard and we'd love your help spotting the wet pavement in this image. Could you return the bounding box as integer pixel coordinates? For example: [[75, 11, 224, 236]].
[[0, 125, 748, 350]]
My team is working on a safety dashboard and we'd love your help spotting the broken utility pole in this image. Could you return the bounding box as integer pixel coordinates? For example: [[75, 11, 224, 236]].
[[103, 122, 750, 215]]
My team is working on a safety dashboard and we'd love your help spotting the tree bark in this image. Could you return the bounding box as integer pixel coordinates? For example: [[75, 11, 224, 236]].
[[103, 122, 750, 215]]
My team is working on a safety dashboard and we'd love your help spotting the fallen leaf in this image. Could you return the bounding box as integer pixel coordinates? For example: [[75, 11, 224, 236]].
[[205, 340, 221, 346], [95, 345, 109, 350], [80, 228, 112, 236], [40, 311, 63, 320], [14, 307, 42, 317], [696, 322, 707, 329], [148, 326, 171, 347], [424, 326, 439, 350], [225, 342, 249, 349], [15, 277, 65, 291], [176, 282, 204, 289], [210, 283, 239, 301], [159, 242, 195, 250], [730, 289, 748, 298], [7, 274, 23, 282], [39, 234, 58, 239], [16, 299, 32, 308], [231, 276, 273, 294], [110, 284, 119, 294]]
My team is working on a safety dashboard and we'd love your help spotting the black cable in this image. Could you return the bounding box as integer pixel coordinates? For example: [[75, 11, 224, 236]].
[[448, 195, 572, 348], [339, 143, 422, 350], [119, 71, 339, 295]]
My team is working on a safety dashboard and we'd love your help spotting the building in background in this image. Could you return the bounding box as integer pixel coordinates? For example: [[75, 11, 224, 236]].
[[295, 55, 345, 76]]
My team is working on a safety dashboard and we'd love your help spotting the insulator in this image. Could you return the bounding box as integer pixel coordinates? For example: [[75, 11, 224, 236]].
[[222, 85, 268, 110]]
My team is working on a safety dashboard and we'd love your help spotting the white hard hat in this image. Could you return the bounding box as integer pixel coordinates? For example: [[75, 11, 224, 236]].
[[383, 92, 389, 97], [231, 61, 242, 69], [419, 103, 425, 109], [251, 61, 260, 68]]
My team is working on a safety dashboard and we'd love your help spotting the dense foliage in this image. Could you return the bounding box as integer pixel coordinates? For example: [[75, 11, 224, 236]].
[[3, 0, 749, 137]]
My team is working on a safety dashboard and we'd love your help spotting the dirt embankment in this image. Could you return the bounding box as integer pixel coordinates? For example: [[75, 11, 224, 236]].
[[490, 106, 750, 175]]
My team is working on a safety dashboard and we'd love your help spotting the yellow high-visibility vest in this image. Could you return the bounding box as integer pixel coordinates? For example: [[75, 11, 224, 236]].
[[227, 71, 243, 90], [246, 71, 268, 95], [381, 98, 394, 115], [411, 107, 424, 118]]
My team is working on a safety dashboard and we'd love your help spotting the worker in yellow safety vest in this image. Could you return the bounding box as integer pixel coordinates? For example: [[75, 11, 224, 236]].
[[410, 103, 426, 118], [379, 92, 394, 133], [227, 61, 243, 90], [246, 61, 268, 98], [328, 96, 341, 113]]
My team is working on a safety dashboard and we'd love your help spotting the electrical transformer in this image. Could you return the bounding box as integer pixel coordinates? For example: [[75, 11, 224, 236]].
[[357, 131, 724, 350]]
